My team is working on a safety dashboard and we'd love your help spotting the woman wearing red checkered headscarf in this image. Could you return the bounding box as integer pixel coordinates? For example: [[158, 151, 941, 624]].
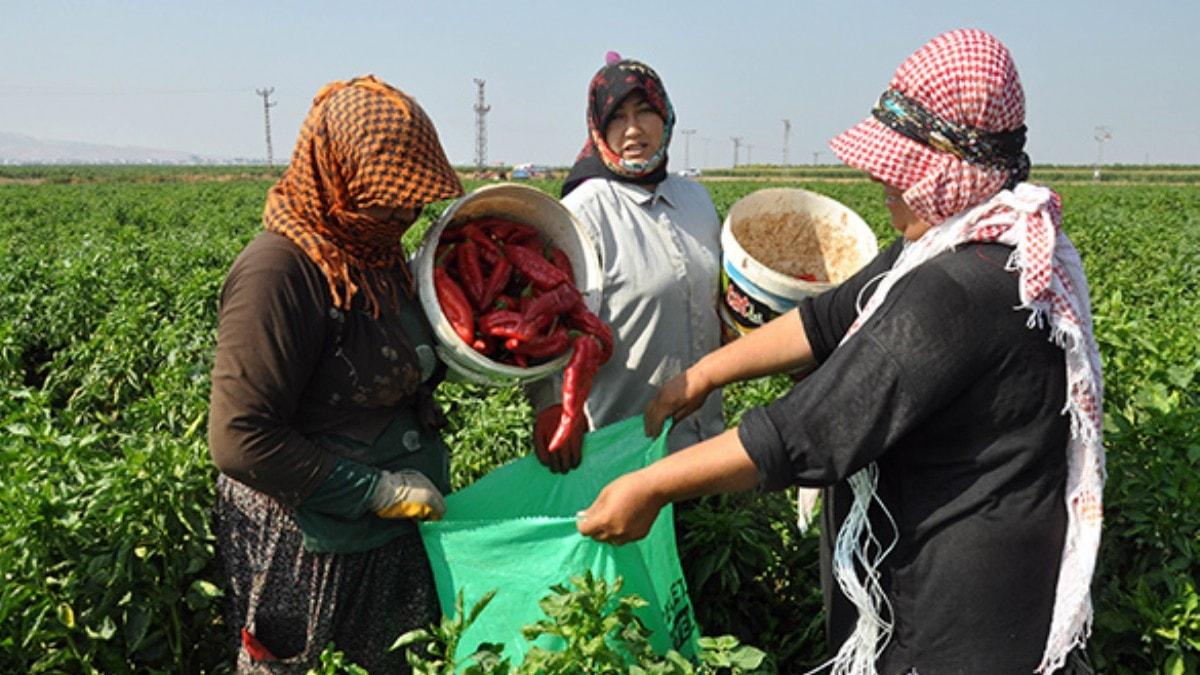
[[578, 30, 1102, 674], [208, 75, 465, 673]]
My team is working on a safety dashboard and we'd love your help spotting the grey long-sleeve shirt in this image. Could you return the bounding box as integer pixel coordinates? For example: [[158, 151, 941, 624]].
[[739, 239, 1070, 674], [551, 175, 725, 451]]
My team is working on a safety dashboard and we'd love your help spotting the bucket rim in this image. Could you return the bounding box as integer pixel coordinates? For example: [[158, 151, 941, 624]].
[[720, 187, 877, 296]]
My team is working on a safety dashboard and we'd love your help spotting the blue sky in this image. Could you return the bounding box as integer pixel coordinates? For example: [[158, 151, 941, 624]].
[[2, 1, 1195, 167]]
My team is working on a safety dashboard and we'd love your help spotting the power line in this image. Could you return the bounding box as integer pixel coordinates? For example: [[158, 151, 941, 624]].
[[730, 137, 743, 168], [1, 84, 252, 97]]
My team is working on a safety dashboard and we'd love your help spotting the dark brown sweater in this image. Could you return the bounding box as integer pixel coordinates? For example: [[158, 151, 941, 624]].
[[208, 232, 438, 507]]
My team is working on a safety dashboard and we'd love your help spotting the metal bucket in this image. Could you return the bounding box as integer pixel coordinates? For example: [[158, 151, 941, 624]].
[[412, 183, 602, 386]]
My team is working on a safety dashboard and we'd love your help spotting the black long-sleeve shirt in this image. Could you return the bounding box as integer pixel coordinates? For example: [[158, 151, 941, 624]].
[[739, 239, 1069, 674]]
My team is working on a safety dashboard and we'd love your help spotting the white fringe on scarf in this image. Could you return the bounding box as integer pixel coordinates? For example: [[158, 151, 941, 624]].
[[798, 184, 1105, 674]]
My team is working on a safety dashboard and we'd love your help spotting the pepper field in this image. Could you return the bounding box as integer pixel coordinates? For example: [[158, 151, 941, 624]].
[[0, 168, 1197, 673]]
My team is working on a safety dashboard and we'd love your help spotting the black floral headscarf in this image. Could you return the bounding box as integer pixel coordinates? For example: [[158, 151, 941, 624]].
[[561, 58, 675, 197]]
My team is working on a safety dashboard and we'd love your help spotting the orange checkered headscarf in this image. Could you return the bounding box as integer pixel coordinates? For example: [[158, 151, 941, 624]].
[[264, 75, 463, 316]]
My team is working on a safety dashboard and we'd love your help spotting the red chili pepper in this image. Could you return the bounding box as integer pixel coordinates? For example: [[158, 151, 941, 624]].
[[438, 226, 465, 242], [478, 257, 512, 310], [506, 225, 542, 244], [478, 310, 547, 343], [511, 324, 570, 359], [549, 246, 574, 281], [566, 304, 613, 361], [500, 314, 554, 351], [478, 217, 541, 243], [478, 244, 501, 266], [462, 222, 501, 258], [505, 244, 571, 290], [473, 216, 513, 238], [548, 335, 604, 452], [456, 239, 486, 308], [521, 282, 582, 324], [434, 268, 475, 345], [478, 309, 522, 333]]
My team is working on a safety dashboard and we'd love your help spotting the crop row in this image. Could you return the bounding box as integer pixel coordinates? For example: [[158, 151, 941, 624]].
[[0, 177, 1196, 672]]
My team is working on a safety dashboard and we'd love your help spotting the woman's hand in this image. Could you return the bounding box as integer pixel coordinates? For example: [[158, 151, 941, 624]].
[[533, 404, 584, 473], [578, 430, 761, 544], [370, 470, 446, 520], [576, 469, 666, 545], [644, 364, 715, 438]]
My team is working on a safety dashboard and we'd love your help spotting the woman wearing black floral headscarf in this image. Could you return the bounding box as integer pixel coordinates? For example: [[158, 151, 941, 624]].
[[528, 55, 725, 471]]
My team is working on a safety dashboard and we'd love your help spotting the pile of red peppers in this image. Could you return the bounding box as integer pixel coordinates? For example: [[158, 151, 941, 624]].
[[433, 216, 613, 452]]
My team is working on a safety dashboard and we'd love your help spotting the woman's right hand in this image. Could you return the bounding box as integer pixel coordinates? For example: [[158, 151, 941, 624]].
[[644, 364, 715, 438]]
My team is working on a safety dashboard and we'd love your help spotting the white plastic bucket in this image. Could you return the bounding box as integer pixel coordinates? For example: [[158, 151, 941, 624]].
[[719, 188, 878, 337], [413, 183, 602, 386]]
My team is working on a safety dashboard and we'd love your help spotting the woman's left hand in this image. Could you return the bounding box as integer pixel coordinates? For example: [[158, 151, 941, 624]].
[[576, 469, 665, 545]]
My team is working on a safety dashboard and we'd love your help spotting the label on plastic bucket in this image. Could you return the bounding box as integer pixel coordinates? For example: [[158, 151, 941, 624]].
[[720, 264, 810, 336]]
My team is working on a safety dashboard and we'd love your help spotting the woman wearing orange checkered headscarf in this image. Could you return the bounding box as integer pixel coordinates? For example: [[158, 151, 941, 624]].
[[264, 74, 462, 317], [208, 75, 464, 673], [579, 30, 1102, 674]]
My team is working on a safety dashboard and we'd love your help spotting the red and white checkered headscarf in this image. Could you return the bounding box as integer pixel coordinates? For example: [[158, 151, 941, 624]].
[[822, 30, 1105, 675], [830, 28, 1025, 226]]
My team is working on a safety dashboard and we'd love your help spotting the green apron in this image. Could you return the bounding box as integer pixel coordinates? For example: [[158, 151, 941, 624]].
[[294, 293, 451, 553]]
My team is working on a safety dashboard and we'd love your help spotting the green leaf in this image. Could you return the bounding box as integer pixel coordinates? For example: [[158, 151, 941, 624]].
[[389, 627, 433, 652], [84, 616, 117, 641], [124, 605, 151, 652], [729, 645, 767, 669], [467, 588, 498, 625], [185, 579, 223, 610]]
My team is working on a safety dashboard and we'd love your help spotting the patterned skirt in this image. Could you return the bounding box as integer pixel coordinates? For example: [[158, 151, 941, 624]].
[[213, 474, 440, 673]]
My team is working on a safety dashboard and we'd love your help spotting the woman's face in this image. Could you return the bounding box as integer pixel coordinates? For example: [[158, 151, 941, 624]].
[[362, 205, 422, 230], [882, 183, 931, 241], [604, 93, 664, 163]]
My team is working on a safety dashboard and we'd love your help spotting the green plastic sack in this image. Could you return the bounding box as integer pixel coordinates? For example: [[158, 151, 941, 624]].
[[419, 416, 699, 664]]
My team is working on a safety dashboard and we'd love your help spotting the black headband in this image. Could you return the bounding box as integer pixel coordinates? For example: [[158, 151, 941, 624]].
[[872, 88, 1030, 187]]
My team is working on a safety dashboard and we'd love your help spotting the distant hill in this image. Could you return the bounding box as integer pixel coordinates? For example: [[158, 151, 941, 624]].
[[0, 131, 257, 165]]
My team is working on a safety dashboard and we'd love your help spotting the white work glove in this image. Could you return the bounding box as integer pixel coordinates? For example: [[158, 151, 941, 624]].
[[369, 470, 446, 521]]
